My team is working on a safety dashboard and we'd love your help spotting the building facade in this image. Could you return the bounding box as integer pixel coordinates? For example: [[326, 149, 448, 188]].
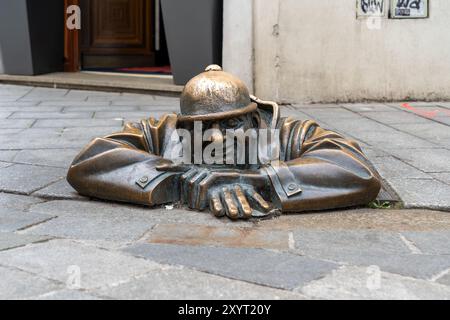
[[1, 0, 449, 104], [225, 0, 450, 103]]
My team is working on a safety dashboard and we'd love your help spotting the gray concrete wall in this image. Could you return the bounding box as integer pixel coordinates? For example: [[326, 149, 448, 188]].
[[0, 0, 33, 75], [0, 45, 4, 74], [250, 0, 450, 103]]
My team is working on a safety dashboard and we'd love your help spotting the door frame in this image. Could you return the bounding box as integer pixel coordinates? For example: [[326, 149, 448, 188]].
[[64, 0, 80, 72], [65, 0, 158, 71]]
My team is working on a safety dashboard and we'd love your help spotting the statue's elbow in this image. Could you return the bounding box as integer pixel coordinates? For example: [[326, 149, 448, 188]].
[[363, 174, 382, 203], [66, 166, 85, 195]]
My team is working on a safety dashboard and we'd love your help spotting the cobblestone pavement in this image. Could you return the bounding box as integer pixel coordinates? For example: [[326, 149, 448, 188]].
[[0, 84, 449, 300]]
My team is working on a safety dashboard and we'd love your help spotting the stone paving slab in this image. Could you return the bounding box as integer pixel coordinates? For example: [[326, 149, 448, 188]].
[[62, 105, 138, 112], [388, 122, 450, 141], [256, 209, 450, 232], [0, 111, 12, 119], [0, 162, 13, 169], [24, 200, 252, 244], [434, 116, 450, 126], [0, 164, 66, 195], [431, 172, 450, 185], [297, 247, 450, 280], [31, 289, 102, 300], [13, 149, 80, 169], [279, 106, 319, 121], [301, 107, 364, 121], [317, 118, 392, 134], [401, 105, 450, 116], [147, 224, 290, 250], [108, 98, 164, 105], [0, 119, 35, 129], [0, 136, 89, 150], [0, 101, 39, 107], [32, 179, 85, 200], [293, 230, 411, 256], [19, 88, 69, 101], [363, 111, 433, 125], [0, 265, 62, 300], [387, 148, 450, 173], [294, 103, 347, 109], [0, 97, 22, 102], [24, 204, 155, 243], [402, 232, 450, 255], [33, 118, 124, 128], [0, 239, 161, 290], [9, 112, 93, 120], [360, 146, 389, 158], [125, 243, 339, 290], [437, 273, 450, 287], [0, 192, 44, 211], [96, 267, 305, 300], [387, 178, 450, 210], [40, 100, 112, 107], [0, 106, 64, 112], [61, 127, 124, 139], [0, 129, 23, 136], [352, 130, 439, 150], [138, 104, 180, 111], [341, 103, 398, 112], [86, 96, 125, 102], [393, 102, 448, 108], [0, 208, 55, 232], [64, 89, 121, 99], [28, 199, 253, 227], [13, 127, 63, 136], [437, 102, 450, 109], [369, 156, 432, 179], [301, 266, 450, 300], [146, 95, 180, 101], [0, 233, 51, 251], [93, 111, 159, 119]]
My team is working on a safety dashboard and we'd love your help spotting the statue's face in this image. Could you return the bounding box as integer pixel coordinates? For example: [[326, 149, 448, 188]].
[[180, 113, 258, 167], [205, 113, 256, 134], [180, 113, 256, 137]]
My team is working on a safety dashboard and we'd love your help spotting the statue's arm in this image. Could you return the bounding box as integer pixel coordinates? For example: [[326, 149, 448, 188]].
[[67, 122, 179, 206], [265, 122, 381, 212]]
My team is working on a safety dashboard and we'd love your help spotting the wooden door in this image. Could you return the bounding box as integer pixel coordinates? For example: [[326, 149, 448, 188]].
[[64, 0, 81, 72], [80, 0, 155, 69]]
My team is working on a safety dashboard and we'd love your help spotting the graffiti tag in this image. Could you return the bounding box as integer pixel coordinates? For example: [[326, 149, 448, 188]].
[[391, 0, 428, 18], [360, 0, 385, 15]]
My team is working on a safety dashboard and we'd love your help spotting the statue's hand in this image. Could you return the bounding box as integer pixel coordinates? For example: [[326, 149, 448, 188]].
[[157, 164, 275, 219], [208, 184, 273, 220]]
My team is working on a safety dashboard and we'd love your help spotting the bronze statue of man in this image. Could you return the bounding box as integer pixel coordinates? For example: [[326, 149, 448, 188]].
[[67, 65, 381, 220]]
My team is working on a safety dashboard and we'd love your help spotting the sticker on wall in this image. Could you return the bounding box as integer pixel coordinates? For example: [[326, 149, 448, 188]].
[[390, 0, 429, 18], [357, 0, 387, 17]]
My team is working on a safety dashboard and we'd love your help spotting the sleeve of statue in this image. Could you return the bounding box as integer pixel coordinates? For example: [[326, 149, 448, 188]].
[[66, 115, 180, 206], [265, 119, 381, 212]]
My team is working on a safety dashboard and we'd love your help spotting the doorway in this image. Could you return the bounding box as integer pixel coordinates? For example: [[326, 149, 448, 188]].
[[65, 0, 170, 75]]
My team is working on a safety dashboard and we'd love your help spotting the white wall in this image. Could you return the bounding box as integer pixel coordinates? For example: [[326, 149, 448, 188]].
[[249, 0, 450, 103], [222, 0, 254, 92]]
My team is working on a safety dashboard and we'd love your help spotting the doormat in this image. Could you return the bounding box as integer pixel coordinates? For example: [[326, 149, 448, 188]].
[[83, 66, 172, 75]]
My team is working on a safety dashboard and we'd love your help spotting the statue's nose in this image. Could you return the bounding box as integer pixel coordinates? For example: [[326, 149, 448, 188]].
[[210, 123, 223, 143]]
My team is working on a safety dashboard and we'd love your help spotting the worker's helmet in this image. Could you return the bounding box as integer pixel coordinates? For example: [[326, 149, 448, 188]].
[[178, 65, 256, 122]]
